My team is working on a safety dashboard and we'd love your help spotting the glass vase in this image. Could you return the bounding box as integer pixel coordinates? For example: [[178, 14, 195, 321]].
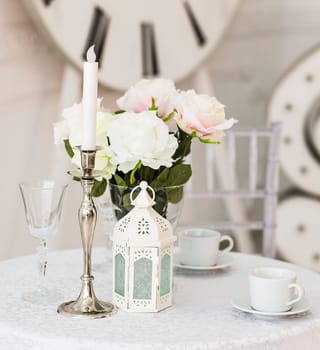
[[109, 183, 184, 232]]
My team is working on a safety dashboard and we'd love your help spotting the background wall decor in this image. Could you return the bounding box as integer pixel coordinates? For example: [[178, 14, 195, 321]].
[[2, 0, 320, 262], [268, 45, 320, 270]]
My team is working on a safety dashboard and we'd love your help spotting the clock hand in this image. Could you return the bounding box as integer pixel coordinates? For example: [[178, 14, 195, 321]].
[[42, 0, 54, 6], [183, 1, 207, 46], [141, 22, 159, 77], [83, 7, 110, 67]]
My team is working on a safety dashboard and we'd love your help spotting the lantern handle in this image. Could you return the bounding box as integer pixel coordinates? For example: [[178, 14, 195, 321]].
[[130, 181, 155, 203]]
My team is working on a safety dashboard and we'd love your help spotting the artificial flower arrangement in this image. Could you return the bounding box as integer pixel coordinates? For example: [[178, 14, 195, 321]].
[[54, 78, 237, 219]]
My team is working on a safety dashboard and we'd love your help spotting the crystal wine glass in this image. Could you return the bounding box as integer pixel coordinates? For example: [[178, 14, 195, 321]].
[[19, 180, 67, 303]]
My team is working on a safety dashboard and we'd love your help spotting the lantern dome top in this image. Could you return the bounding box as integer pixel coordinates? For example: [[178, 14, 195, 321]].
[[131, 181, 155, 208], [112, 182, 176, 247]]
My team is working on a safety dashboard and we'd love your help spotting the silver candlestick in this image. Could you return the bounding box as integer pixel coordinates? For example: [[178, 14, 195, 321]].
[[57, 147, 116, 318]]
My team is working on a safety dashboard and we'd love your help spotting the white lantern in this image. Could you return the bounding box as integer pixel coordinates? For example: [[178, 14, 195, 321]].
[[112, 181, 176, 312]]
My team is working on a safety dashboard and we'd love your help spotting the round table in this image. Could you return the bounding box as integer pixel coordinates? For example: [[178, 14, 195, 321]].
[[1, 249, 320, 350]]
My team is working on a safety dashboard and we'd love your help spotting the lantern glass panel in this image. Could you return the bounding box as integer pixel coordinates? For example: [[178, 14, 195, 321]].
[[133, 257, 152, 299], [115, 253, 125, 296], [160, 254, 171, 296]]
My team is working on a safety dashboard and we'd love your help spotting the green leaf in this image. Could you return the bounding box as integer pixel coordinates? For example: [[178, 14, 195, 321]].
[[150, 168, 170, 189], [172, 128, 193, 162], [112, 174, 127, 187], [109, 183, 133, 220], [64, 139, 74, 158], [153, 190, 168, 218], [124, 172, 132, 186], [140, 165, 155, 184], [150, 164, 191, 190], [166, 164, 192, 186], [122, 193, 132, 210], [92, 178, 107, 197], [166, 186, 184, 204], [115, 109, 125, 114]]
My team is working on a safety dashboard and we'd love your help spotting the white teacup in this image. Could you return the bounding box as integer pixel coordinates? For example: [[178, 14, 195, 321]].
[[249, 267, 305, 312], [179, 228, 234, 266]]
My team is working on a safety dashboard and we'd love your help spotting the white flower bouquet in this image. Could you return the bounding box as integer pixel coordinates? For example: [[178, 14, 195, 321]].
[[54, 78, 237, 219]]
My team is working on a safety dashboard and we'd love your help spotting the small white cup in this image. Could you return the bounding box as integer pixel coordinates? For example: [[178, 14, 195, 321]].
[[249, 267, 305, 312], [179, 228, 234, 266]]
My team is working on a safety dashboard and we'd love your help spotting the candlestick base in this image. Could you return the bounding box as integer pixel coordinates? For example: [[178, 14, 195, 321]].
[[58, 277, 116, 319], [58, 299, 116, 319], [58, 263, 116, 319]]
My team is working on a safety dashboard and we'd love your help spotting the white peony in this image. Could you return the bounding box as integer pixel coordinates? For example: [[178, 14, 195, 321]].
[[107, 111, 178, 173], [54, 99, 118, 180], [54, 98, 104, 144], [69, 111, 118, 180], [68, 111, 117, 148], [72, 148, 116, 180]]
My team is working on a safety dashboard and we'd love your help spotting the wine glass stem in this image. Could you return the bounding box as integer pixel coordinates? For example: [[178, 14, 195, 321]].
[[37, 239, 48, 291]]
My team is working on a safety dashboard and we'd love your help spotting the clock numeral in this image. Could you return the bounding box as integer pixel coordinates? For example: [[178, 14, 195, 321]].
[[42, 0, 54, 6], [183, 1, 206, 46], [82, 7, 110, 67], [141, 22, 159, 77]]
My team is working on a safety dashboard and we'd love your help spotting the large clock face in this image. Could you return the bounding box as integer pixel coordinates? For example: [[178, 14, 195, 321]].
[[25, 0, 239, 90]]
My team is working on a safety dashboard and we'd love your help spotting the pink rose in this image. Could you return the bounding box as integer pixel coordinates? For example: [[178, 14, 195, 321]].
[[116, 78, 177, 118], [174, 90, 237, 142]]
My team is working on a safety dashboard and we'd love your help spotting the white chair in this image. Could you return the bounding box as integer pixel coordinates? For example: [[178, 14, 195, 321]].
[[183, 122, 282, 258]]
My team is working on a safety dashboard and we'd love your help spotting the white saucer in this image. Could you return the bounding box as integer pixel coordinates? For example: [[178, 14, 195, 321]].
[[173, 252, 233, 271], [231, 296, 311, 316]]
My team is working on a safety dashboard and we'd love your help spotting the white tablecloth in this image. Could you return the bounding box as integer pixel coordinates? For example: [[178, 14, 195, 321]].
[[1, 249, 320, 350]]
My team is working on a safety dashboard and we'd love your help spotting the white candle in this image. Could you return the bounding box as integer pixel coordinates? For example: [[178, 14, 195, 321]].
[[82, 45, 98, 150]]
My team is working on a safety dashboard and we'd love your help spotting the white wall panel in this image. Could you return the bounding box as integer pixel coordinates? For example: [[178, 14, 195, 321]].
[[1, 0, 320, 259]]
